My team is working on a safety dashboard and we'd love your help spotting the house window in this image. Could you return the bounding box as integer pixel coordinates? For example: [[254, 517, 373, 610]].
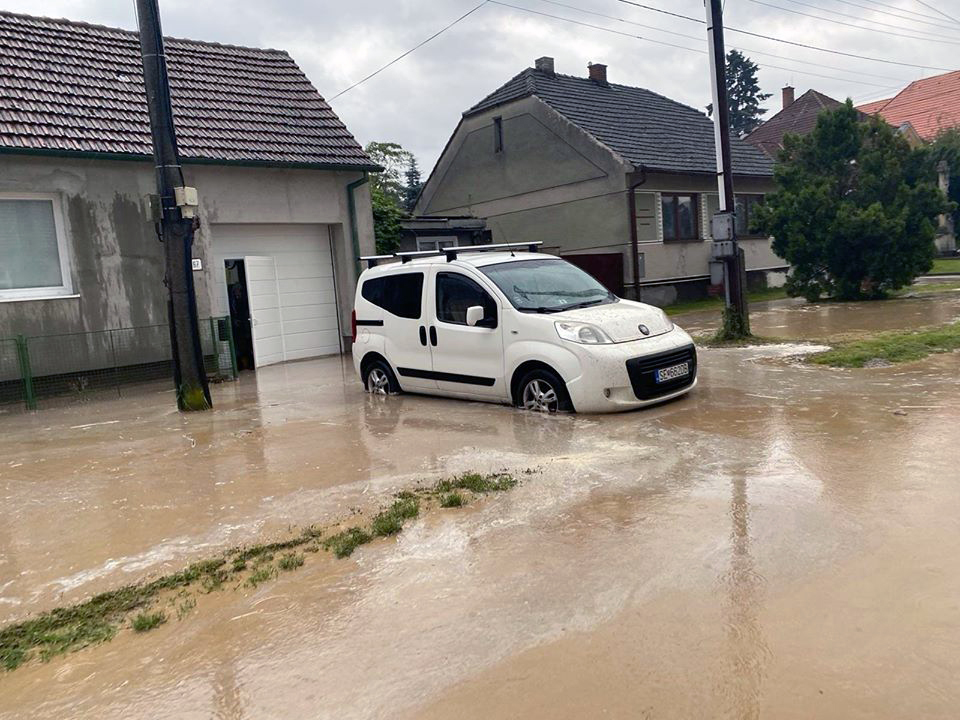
[[660, 193, 699, 242], [0, 194, 73, 301], [415, 237, 459, 252], [735, 194, 765, 236], [493, 117, 503, 153]]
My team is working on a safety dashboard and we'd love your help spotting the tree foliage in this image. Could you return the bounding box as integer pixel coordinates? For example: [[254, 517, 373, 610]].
[[707, 50, 771, 137], [754, 102, 947, 301], [363, 141, 423, 254], [928, 128, 960, 230]]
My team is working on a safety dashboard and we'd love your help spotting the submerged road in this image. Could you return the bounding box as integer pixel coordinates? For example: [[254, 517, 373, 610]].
[[1, 294, 958, 719]]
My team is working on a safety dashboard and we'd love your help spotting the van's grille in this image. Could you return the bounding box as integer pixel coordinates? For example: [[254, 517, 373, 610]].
[[625, 344, 697, 400]]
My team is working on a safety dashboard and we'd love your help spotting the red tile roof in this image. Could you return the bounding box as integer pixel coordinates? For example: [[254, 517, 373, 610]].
[[856, 70, 960, 141], [0, 11, 376, 168], [855, 98, 892, 116]]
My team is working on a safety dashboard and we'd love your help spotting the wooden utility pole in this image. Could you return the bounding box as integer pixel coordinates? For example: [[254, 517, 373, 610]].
[[135, 0, 212, 410], [705, 0, 750, 338]]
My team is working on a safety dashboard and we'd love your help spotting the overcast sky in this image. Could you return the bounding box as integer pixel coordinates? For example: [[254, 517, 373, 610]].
[[5, 0, 959, 169]]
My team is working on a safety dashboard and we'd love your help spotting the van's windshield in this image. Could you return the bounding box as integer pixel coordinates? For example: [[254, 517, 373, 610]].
[[480, 258, 616, 313]]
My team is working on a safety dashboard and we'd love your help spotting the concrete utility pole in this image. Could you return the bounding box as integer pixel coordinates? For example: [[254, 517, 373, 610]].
[[705, 0, 750, 338], [135, 0, 212, 410]]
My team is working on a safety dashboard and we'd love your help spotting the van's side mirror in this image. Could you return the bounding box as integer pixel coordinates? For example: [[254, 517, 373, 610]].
[[466, 306, 485, 327]]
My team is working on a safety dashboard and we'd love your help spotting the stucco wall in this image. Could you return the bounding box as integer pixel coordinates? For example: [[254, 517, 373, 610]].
[[416, 95, 634, 272], [417, 98, 780, 297], [0, 154, 373, 349]]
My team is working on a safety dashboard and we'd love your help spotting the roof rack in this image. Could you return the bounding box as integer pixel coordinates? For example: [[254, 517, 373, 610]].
[[358, 241, 542, 269]]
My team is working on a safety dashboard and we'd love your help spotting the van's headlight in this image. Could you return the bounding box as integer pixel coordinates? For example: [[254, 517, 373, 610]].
[[555, 321, 613, 344]]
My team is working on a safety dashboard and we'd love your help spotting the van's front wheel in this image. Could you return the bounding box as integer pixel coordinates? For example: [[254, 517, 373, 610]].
[[517, 369, 572, 413], [364, 360, 401, 395]]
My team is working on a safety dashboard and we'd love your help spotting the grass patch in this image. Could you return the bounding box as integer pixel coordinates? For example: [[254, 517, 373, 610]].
[[930, 257, 960, 274], [0, 469, 526, 672], [245, 566, 275, 588], [440, 491, 464, 508], [323, 527, 373, 559], [809, 323, 960, 368], [436, 472, 517, 494], [278, 553, 305, 571], [371, 497, 420, 538], [664, 286, 788, 316], [131, 611, 166, 633]]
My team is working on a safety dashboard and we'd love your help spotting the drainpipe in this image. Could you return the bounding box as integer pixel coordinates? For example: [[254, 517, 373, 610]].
[[627, 165, 647, 300], [347, 171, 369, 279]]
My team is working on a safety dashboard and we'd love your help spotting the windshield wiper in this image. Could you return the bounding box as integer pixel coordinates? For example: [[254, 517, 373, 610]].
[[564, 298, 607, 310], [518, 306, 562, 314]]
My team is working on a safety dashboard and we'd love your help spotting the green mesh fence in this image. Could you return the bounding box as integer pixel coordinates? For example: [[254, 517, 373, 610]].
[[0, 317, 236, 413]]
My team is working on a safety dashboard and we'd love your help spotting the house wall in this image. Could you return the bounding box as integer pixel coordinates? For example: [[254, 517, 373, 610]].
[[633, 171, 781, 287], [416, 99, 780, 301], [416, 95, 634, 279], [0, 153, 373, 351]]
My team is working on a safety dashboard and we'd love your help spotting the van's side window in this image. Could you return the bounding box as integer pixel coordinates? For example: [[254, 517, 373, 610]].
[[361, 272, 424, 319], [436, 272, 497, 327]]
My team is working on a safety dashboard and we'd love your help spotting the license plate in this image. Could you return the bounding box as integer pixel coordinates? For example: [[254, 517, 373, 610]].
[[655, 362, 689, 383]]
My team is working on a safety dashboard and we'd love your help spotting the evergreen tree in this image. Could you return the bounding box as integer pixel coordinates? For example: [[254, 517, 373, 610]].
[[707, 50, 771, 136], [754, 102, 948, 301], [403, 157, 422, 213]]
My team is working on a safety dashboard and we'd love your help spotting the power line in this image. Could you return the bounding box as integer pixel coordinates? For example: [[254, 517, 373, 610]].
[[538, 0, 909, 83], [616, 0, 953, 71], [773, 0, 960, 37], [493, 1, 906, 87], [913, 0, 960, 26], [854, 0, 948, 22], [329, 0, 489, 101], [831, 0, 960, 30], [746, 0, 960, 45]]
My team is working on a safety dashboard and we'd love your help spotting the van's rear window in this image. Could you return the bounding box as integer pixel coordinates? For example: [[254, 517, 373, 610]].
[[361, 272, 424, 319]]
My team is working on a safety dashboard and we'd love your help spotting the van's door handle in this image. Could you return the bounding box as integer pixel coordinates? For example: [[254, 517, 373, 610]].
[[419, 326, 427, 346], [429, 326, 437, 346]]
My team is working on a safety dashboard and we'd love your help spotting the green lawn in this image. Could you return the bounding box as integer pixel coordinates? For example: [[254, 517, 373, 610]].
[[664, 286, 788, 316], [809, 323, 960, 368], [930, 257, 960, 274]]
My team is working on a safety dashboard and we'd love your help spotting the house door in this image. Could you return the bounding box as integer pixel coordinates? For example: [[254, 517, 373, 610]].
[[243, 255, 284, 368]]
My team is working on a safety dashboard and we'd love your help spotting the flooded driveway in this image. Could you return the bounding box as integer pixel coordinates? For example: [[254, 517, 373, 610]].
[[1, 296, 959, 719]]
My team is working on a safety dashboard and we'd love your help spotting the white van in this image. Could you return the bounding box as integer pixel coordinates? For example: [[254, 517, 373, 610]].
[[351, 244, 697, 413]]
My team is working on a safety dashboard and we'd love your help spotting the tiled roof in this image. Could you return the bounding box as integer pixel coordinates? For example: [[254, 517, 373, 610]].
[[856, 70, 960, 141], [465, 68, 773, 176], [856, 97, 891, 116], [745, 89, 844, 159], [0, 11, 376, 168]]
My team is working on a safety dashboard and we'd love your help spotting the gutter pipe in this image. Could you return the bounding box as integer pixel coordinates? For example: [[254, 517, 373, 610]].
[[347, 171, 370, 279]]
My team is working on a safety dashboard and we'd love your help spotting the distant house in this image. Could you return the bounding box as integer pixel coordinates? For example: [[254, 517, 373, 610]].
[[857, 70, 960, 142], [745, 87, 847, 159], [413, 57, 781, 305], [0, 11, 377, 375]]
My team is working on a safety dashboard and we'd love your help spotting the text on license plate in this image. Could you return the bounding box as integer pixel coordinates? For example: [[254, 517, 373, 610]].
[[655, 362, 689, 383]]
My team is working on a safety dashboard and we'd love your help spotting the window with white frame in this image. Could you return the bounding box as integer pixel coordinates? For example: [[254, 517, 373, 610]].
[[415, 236, 459, 252], [0, 194, 73, 300]]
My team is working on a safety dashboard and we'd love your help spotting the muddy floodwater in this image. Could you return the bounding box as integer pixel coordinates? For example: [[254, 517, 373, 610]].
[[1, 295, 959, 719]]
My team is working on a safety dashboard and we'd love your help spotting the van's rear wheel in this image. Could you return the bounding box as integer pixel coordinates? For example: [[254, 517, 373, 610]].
[[363, 359, 401, 395], [517, 368, 571, 413]]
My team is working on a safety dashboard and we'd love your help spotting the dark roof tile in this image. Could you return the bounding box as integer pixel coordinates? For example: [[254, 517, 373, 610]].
[[465, 68, 772, 176], [0, 11, 375, 168]]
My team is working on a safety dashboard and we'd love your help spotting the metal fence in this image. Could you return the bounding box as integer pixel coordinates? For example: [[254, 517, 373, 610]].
[[0, 317, 237, 413]]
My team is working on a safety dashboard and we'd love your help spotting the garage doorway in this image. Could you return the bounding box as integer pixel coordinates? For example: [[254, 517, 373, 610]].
[[224, 259, 255, 371], [212, 224, 342, 367]]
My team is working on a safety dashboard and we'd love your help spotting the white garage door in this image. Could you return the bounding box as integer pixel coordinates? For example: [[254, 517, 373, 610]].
[[211, 224, 341, 367]]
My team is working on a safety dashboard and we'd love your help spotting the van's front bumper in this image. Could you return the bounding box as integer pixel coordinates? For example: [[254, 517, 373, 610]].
[[562, 328, 697, 413]]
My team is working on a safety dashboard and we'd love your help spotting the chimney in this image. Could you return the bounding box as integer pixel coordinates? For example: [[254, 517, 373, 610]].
[[588, 62, 608, 87], [782, 85, 795, 109], [535, 56, 555, 75]]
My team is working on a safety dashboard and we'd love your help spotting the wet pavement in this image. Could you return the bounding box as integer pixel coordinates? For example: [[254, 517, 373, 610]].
[[1, 295, 959, 719]]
